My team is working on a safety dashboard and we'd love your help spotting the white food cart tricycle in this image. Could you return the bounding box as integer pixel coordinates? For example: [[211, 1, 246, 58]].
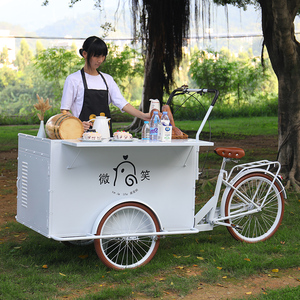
[[16, 88, 286, 270]]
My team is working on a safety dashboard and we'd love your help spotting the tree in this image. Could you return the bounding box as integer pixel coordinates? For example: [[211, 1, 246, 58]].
[[35, 44, 143, 104], [213, 0, 300, 190], [130, 0, 300, 190], [42, 0, 300, 189], [100, 44, 144, 93], [0, 65, 19, 90], [35, 47, 83, 101], [129, 0, 190, 130], [15, 39, 33, 71], [0, 46, 9, 65], [43, 0, 190, 131], [35, 40, 45, 57], [189, 48, 267, 104]]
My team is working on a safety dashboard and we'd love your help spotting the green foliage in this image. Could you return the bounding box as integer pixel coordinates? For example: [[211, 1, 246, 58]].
[[1, 42, 145, 124], [35, 47, 82, 83], [0, 64, 57, 119], [35, 47, 83, 100], [212, 0, 256, 9], [0, 46, 9, 64], [35, 40, 45, 57], [15, 39, 33, 71], [34, 43, 144, 104], [100, 43, 144, 92], [0, 65, 19, 89], [1, 40, 279, 125], [166, 88, 278, 123], [189, 48, 274, 104]]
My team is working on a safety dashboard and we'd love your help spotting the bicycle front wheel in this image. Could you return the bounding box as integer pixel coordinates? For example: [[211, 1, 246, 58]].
[[94, 202, 160, 270], [225, 172, 284, 243]]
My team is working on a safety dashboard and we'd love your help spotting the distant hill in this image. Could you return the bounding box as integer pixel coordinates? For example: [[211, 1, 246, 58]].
[[35, 5, 261, 39], [36, 13, 103, 38], [0, 22, 38, 38], [36, 10, 132, 39], [1, 5, 262, 54]]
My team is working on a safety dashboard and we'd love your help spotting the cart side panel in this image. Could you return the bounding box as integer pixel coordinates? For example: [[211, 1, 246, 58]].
[[48, 145, 198, 237], [16, 134, 51, 237]]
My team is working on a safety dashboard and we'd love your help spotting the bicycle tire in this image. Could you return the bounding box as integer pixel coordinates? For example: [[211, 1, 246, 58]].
[[94, 202, 160, 270], [225, 172, 284, 243]]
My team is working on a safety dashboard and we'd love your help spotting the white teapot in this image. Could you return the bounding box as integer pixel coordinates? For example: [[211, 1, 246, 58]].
[[89, 114, 110, 139]]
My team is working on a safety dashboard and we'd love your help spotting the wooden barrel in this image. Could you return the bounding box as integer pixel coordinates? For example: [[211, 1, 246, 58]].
[[45, 114, 84, 140]]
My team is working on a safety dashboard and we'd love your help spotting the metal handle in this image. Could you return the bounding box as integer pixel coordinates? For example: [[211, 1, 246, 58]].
[[166, 87, 219, 141]]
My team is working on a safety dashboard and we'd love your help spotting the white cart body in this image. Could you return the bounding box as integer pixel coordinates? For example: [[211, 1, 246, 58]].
[[16, 134, 213, 241]]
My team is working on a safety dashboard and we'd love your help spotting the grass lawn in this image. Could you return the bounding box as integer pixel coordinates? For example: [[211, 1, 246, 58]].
[[1, 116, 299, 299], [0, 116, 278, 152]]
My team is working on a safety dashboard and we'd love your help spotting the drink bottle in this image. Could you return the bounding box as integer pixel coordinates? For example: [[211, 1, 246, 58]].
[[150, 111, 160, 141], [161, 111, 170, 126], [142, 121, 150, 140]]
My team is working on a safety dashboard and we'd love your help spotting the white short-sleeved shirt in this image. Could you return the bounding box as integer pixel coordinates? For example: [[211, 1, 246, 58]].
[[60, 70, 129, 118]]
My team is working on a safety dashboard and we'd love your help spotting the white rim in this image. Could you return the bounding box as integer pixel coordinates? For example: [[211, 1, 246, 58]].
[[99, 206, 158, 269], [227, 175, 283, 242]]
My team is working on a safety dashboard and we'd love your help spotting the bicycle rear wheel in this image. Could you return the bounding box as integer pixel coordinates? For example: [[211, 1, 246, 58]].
[[225, 172, 284, 243]]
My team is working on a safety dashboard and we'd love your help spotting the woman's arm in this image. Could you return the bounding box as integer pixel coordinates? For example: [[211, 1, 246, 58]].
[[122, 103, 151, 121]]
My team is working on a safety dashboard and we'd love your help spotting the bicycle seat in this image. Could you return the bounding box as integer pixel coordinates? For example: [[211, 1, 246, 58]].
[[214, 147, 245, 159]]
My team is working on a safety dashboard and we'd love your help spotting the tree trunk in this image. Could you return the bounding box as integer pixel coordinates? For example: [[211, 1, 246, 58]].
[[259, 0, 300, 190], [128, 0, 189, 132], [128, 44, 165, 131], [126, 45, 165, 132]]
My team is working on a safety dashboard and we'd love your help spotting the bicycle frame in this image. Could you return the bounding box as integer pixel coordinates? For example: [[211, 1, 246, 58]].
[[194, 157, 286, 231], [166, 86, 286, 233]]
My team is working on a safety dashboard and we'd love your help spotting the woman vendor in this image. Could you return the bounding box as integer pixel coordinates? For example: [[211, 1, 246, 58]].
[[60, 36, 150, 132]]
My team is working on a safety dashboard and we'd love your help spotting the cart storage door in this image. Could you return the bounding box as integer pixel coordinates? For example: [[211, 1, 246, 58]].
[[16, 134, 51, 237]]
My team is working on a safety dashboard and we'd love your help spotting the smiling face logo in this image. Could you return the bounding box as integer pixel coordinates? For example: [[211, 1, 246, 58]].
[[113, 155, 138, 187]]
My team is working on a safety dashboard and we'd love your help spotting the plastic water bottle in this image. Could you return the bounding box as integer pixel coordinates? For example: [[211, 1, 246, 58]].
[[142, 121, 150, 140], [150, 111, 160, 141], [161, 111, 170, 126]]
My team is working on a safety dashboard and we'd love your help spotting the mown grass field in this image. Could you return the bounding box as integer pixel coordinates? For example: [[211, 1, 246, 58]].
[[0, 116, 277, 152], [0, 117, 299, 300]]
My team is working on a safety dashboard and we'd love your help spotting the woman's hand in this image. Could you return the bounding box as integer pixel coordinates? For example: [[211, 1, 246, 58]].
[[61, 109, 72, 115], [142, 112, 151, 121], [82, 121, 92, 131]]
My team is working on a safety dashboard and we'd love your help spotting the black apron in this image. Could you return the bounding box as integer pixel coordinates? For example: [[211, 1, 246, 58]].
[[79, 68, 113, 136]]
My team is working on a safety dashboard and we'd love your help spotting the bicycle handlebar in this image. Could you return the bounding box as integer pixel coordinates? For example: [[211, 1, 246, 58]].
[[166, 87, 220, 141], [166, 87, 219, 107]]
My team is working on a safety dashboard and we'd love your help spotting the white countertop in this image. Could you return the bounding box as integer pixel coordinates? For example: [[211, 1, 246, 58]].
[[61, 138, 214, 148]]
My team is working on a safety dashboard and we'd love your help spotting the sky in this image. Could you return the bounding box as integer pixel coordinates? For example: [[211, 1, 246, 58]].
[[0, 0, 106, 32], [0, 0, 263, 33], [0, 0, 275, 41]]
